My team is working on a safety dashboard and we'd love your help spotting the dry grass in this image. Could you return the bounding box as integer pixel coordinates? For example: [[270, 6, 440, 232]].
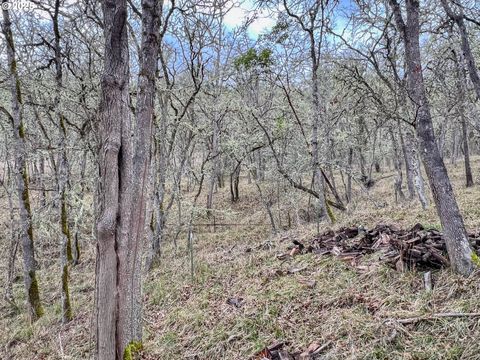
[[2, 158, 480, 359]]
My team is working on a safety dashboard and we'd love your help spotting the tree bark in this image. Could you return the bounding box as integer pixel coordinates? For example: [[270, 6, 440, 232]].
[[390, 0, 473, 275], [2, 3, 44, 321], [4, 175, 18, 306], [390, 128, 405, 203], [454, 50, 474, 187], [52, 0, 73, 324], [441, 0, 480, 100], [96, 0, 161, 357], [398, 122, 415, 199]]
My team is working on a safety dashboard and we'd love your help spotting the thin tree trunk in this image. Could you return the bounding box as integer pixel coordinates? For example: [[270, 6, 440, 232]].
[[390, 0, 473, 275], [346, 147, 353, 203], [390, 128, 405, 203], [52, 0, 73, 323], [2, 4, 44, 322], [72, 149, 88, 265], [255, 182, 277, 234], [399, 122, 416, 199], [4, 176, 18, 306], [454, 50, 474, 187], [312, 62, 328, 221]]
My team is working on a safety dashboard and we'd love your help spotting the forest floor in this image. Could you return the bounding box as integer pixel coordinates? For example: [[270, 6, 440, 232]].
[[2, 159, 480, 359]]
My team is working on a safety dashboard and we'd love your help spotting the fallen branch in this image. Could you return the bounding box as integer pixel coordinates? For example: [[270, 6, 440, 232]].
[[393, 312, 480, 325]]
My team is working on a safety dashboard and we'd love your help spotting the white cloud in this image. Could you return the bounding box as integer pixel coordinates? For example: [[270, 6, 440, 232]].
[[224, 0, 275, 38], [248, 11, 275, 36]]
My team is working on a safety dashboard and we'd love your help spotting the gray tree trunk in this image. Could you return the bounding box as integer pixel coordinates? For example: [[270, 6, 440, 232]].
[[3, 171, 18, 306], [2, 4, 44, 321], [96, 0, 161, 357], [52, 0, 73, 323], [390, 128, 405, 203], [454, 50, 474, 187], [390, 0, 473, 275]]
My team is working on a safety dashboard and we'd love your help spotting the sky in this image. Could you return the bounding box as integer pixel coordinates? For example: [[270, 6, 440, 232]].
[[223, 0, 277, 38], [224, 0, 355, 39]]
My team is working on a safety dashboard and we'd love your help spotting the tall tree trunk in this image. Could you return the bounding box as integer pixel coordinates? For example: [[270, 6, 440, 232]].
[[4, 174, 18, 306], [207, 7, 224, 213], [96, 0, 161, 357], [52, 0, 73, 323], [390, 0, 473, 275], [311, 61, 328, 221], [72, 149, 88, 265], [454, 50, 474, 187], [2, 4, 44, 321]]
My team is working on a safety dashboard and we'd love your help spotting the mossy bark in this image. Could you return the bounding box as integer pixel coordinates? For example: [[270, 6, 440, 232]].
[[123, 341, 143, 360], [2, 6, 43, 322], [61, 265, 72, 322], [50, 0, 74, 323], [28, 271, 44, 318], [61, 194, 73, 262]]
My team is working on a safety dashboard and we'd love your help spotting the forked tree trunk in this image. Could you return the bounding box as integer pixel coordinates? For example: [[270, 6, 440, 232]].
[[96, 0, 161, 357], [2, 4, 44, 321], [390, 0, 473, 275]]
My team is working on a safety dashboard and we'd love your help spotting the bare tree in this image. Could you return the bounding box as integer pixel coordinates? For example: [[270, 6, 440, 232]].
[[389, 0, 473, 275], [453, 49, 474, 187], [282, 0, 331, 222], [1, 3, 44, 321], [441, 0, 480, 100]]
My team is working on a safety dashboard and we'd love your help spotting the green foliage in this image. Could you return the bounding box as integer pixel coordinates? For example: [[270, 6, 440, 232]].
[[62, 265, 73, 321], [234, 47, 273, 71], [326, 200, 336, 223], [61, 194, 73, 262], [274, 116, 287, 136], [422, 223, 442, 231], [28, 271, 44, 320]]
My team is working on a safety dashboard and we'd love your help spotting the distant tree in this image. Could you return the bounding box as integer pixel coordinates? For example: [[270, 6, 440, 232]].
[[1, 3, 44, 321]]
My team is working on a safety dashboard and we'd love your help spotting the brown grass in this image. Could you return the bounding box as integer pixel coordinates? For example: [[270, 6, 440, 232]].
[[2, 158, 480, 359]]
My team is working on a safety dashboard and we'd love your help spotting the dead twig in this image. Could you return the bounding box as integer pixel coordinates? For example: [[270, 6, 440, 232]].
[[392, 312, 480, 325]]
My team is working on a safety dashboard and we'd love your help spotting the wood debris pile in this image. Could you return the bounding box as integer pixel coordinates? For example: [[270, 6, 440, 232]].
[[304, 223, 480, 271], [253, 340, 332, 360]]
